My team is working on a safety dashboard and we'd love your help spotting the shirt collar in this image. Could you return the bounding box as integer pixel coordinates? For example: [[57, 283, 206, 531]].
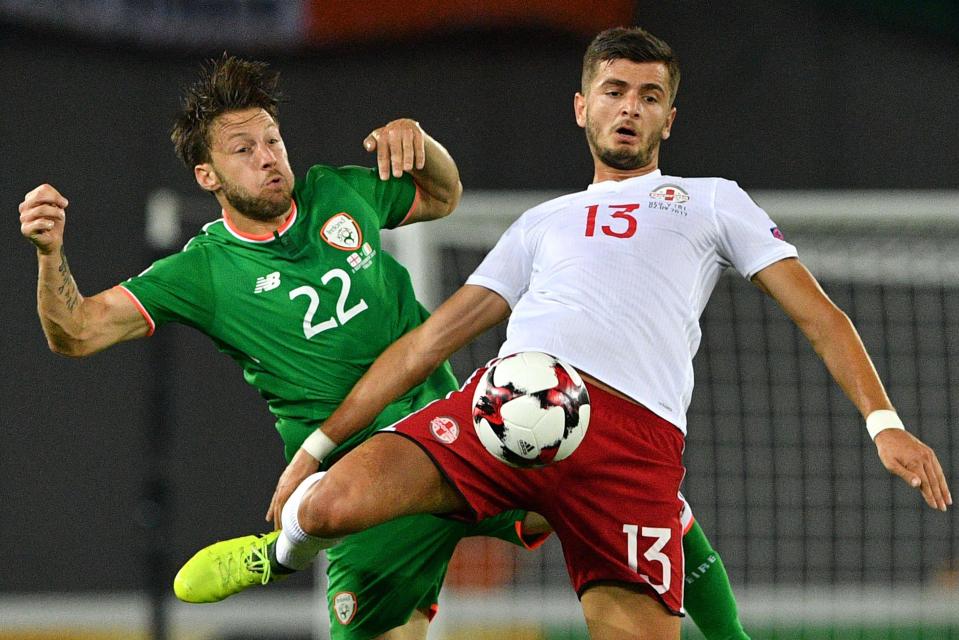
[[221, 199, 298, 244], [586, 169, 664, 192]]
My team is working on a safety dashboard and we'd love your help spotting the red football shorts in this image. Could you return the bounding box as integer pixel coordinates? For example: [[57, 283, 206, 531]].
[[380, 365, 687, 614]]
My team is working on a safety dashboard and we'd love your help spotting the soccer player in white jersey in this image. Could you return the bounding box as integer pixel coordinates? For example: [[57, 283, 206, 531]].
[[177, 27, 951, 639]]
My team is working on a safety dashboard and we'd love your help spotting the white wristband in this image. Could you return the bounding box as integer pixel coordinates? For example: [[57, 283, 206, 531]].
[[301, 429, 337, 461], [866, 410, 905, 440]]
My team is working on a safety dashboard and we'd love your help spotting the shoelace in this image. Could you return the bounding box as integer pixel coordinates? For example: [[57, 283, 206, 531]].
[[243, 536, 273, 586]]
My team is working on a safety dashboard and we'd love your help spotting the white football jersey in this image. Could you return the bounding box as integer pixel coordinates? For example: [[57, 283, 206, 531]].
[[466, 170, 797, 433]]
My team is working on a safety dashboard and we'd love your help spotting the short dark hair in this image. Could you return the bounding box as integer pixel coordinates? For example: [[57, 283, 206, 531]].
[[581, 27, 680, 104], [171, 54, 283, 168]]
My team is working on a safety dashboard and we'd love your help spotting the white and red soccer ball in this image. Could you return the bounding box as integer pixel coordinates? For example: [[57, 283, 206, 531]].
[[471, 351, 590, 468]]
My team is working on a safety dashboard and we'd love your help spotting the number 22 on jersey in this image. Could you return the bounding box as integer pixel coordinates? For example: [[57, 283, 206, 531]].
[[584, 203, 640, 239], [289, 268, 368, 339]]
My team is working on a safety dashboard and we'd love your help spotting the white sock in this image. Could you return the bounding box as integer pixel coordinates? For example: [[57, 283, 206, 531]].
[[275, 471, 341, 570]]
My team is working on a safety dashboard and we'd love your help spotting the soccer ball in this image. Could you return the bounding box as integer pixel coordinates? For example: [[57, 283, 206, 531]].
[[471, 351, 590, 468]]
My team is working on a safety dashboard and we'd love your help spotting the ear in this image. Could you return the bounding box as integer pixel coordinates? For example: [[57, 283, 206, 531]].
[[574, 92, 587, 129], [194, 163, 220, 192], [661, 106, 677, 141]]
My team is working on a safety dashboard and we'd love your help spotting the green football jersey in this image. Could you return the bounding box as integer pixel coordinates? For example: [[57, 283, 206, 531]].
[[121, 164, 458, 463]]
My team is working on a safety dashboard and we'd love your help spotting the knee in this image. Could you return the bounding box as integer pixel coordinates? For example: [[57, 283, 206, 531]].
[[297, 480, 357, 538]]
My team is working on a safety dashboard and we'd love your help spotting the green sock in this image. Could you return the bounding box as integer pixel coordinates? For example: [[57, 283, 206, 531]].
[[682, 520, 750, 640]]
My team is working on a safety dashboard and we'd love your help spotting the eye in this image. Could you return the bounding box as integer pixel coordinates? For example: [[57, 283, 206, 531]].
[[606, 90, 622, 97], [235, 146, 250, 154], [644, 95, 659, 103]]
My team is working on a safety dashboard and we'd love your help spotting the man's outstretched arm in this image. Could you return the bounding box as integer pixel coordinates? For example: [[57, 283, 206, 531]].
[[753, 257, 951, 511], [20, 184, 149, 357]]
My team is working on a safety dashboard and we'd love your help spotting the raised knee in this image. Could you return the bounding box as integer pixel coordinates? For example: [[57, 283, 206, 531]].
[[297, 482, 355, 538]]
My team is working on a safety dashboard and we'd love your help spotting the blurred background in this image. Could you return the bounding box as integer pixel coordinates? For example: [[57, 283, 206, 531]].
[[2, 1, 958, 639]]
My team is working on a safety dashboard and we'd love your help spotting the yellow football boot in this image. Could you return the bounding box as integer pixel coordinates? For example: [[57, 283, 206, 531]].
[[174, 531, 286, 603]]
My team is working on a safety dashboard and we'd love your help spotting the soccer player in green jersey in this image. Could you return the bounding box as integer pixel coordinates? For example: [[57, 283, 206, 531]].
[[20, 55, 749, 640], [19, 55, 542, 640]]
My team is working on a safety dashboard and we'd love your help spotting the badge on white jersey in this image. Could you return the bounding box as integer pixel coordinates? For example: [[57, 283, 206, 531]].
[[321, 213, 363, 250], [649, 184, 690, 203], [333, 591, 358, 625]]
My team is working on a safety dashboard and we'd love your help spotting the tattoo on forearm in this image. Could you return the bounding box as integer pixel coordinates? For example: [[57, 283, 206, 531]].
[[55, 248, 81, 311]]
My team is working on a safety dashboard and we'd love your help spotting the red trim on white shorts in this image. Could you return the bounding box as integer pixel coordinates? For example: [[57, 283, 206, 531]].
[[115, 285, 155, 336]]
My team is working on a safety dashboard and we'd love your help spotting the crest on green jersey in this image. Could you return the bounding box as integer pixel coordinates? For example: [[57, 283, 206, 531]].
[[333, 591, 357, 624], [321, 213, 363, 250]]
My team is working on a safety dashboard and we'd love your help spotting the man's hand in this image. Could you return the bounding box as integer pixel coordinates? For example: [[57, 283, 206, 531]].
[[266, 448, 322, 528], [20, 184, 68, 255], [874, 428, 952, 511], [364, 118, 426, 181]]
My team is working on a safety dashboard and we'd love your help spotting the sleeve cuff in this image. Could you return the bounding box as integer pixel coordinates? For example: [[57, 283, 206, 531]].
[[743, 248, 799, 280], [464, 276, 520, 309], [115, 285, 156, 336], [395, 184, 422, 228]]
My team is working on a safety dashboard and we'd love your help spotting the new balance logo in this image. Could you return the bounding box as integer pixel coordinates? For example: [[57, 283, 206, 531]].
[[254, 271, 281, 293]]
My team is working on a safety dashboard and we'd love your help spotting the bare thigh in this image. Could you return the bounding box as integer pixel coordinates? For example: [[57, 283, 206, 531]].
[[300, 433, 469, 537], [580, 583, 680, 640], [375, 609, 429, 640]]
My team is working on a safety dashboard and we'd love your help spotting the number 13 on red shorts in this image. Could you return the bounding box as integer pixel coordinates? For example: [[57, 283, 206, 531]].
[[623, 525, 672, 595]]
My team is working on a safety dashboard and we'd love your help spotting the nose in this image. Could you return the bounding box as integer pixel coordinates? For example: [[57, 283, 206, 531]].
[[621, 93, 641, 118], [257, 145, 278, 168]]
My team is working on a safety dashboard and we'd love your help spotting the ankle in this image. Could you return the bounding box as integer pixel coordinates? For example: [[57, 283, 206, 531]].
[[267, 539, 297, 574]]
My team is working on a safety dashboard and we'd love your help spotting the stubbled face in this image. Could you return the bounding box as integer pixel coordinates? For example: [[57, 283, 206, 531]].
[[575, 59, 676, 172], [197, 108, 295, 221]]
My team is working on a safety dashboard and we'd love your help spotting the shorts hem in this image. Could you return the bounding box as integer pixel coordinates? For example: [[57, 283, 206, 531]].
[[515, 520, 551, 550], [576, 578, 684, 617]]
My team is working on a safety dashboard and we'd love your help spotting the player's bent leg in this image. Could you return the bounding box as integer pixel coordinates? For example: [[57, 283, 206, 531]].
[[580, 583, 680, 640], [175, 434, 466, 605], [682, 520, 751, 640], [298, 433, 468, 538]]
